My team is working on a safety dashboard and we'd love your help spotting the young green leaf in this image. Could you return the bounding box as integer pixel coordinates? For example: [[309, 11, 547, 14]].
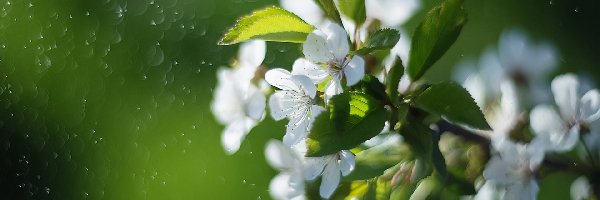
[[306, 92, 389, 156], [414, 82, 491, 130], [385, 57, 404, 107], [355, 29, 400, 55], [407, 0, 467, 80], [338, 0, 367, 27], [219, 6, 314, 45]]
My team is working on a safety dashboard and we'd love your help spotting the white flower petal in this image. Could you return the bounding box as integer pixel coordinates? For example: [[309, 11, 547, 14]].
[[238, 40, 266, 68], [304, 156, 328, 180], [292, 58, 329, 84], [322, 23, 349, 60], [211, 68, 244, 124], [291, 75, 317, 98], [269, 92, 291, 121], [320, 158, 341, 199], [265, 140, 296, 169], [498, 29, 527, 71], [324, 76, 343, 101], [269, 173, 305, 200], [552, 73, 580, 119], [221, 118, 254, 154], [504, 181, 538, 200], [529, 105, 565, 137], [265, 69, 301, 91], [571, 176, 591, 200], [553, 125, 580, 152], [339, 150, 355, 176], [580, 89, 600, 123], [284, 117, 310, 146], [343, 56, 365, 86], [483, 157, 517, 185], [303, 30, 335, 63], [245, 88, 266, 120]]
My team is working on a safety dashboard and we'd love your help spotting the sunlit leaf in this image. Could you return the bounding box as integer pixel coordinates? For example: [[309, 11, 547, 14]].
[[219, 6, 314, 45], [306, 92, 389, 156], [414, 82, 491, 130], [407, 0, 467, 80]]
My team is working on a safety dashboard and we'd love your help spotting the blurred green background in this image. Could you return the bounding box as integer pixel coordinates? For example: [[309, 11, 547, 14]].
[[0, 0, 598, 199]]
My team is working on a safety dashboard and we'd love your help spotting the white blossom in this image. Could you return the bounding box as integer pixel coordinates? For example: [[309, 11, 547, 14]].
[[265, 68, 325, 146], [571, 176, 591, 200], [265, 140, 307, 200], [483, 141, 544, 200], [304, 150, 356, 199], [211, 40, 267, 154], [294, 23, 365, 101], [530, 73, 600, 152]]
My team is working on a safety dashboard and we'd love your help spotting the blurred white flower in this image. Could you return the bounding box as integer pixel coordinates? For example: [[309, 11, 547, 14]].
[[365, 0, 421, 27], [571, 176, 591, 200], [453, 48, 506, 109], [304, 150, 356, 199], [341, 0, 421, 42], [530, 73, 600, 152], [454, 29, 558, 107], [265, 140, 307, 200], [295, 23, 364, 101], [497, 29, 558, 103], [265, 68, 325, 146], [486, 81, 521, 149], [211, 40, 267, 154], [279, 0, 326, 27], [483, 140, 544, 200]]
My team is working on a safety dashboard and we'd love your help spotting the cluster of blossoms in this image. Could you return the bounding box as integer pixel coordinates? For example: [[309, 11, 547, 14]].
[[212, 0, 599, 199], [454, 29, 600, 199]]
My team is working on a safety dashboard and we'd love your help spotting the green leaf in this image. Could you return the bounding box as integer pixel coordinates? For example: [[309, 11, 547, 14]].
[[306, 92, 389, 156], [315, 0, 344, 26], [339, 0, 366, 27], [445, 175, 476, 195], [431, 131, 448, 179], [407, 0, 467, 80], [414, 82, 491, 130], [385, 57, 404, 107], [344, 143, 411, 181], [355, 29, 400, 55], [219, 6, 314, 45], [352, 75, 387, 102]]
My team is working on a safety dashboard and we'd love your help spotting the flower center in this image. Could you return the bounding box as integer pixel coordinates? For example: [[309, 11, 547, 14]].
[[327, 58, 349, 76]]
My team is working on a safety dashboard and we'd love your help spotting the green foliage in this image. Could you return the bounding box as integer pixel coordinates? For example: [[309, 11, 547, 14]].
[[344, 143, 411, 181], [315, 0, 344, 26], [306, 92, 389, 156], [431, 131, 448, 179], [355, 29, 401, 55], [219, 6, 314, 45], [352, 75, 387, 103], [385, 57, 405, 107], [414, 82, 491, 130], [339, 0, 367, 27], [407, 0, 467, 80]]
